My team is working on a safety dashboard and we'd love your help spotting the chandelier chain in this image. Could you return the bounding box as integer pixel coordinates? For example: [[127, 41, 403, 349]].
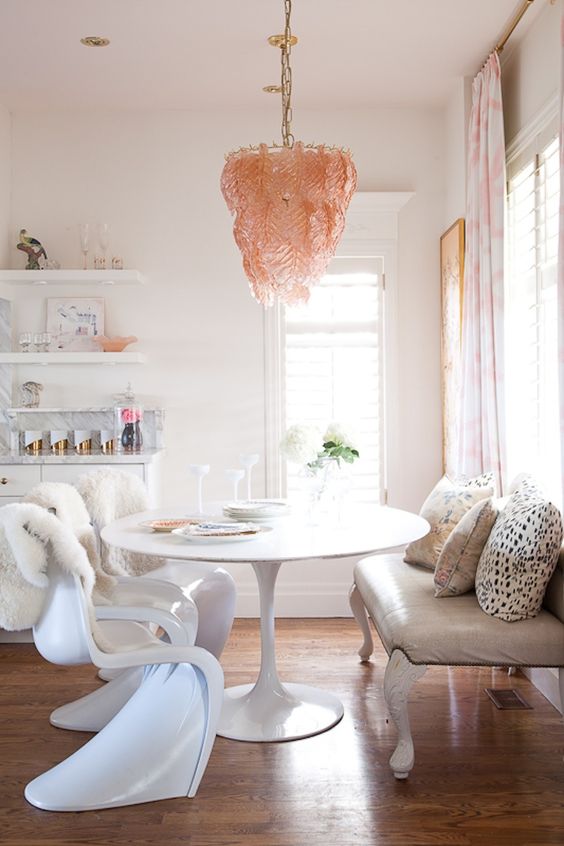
[[280, 0, 294, 147]]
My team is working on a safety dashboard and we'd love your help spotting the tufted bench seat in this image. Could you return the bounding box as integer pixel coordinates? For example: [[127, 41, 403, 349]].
[[349, 549, 564, 779]]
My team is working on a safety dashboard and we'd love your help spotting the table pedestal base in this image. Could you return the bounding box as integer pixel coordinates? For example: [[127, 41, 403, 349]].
[[218, 682, 344, 742]]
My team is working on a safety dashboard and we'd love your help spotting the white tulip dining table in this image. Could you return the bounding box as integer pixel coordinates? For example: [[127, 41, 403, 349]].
[[101, 504, 429, 743]]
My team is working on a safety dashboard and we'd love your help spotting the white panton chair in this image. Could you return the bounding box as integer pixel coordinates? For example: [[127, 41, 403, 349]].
[[75, 470, 237, 659], [25, 558, 223, 812], [49, 575, 199, 732]]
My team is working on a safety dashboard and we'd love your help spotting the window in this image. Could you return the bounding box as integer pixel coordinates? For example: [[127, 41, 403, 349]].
[[282, 256, 385, 504], [506, 124, 560, 501], [264, 192, 411, 506]]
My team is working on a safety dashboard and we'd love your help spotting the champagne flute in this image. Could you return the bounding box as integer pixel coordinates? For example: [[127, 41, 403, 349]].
[[240, 453, 259, 502], [97, 222, 110, 270], [78, 223, 90, 270], [188, 464, 210, 514], [18, 332, 33, 353], [225, 469, 245, 503]]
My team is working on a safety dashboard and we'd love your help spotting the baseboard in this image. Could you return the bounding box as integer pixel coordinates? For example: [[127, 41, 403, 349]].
[[234, 582, 354, 618], [522, 667, 562, 714], [0, 629, 33, 643]]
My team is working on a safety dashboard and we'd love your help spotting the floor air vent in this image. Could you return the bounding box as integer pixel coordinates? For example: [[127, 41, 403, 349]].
[[484, 688, 532, 710]]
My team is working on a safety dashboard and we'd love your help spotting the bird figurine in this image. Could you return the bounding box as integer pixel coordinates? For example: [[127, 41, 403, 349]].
[[17, 229, 48, 269]]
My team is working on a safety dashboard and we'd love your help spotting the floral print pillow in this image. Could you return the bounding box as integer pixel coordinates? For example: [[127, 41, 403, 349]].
[[404, 474, 495, 570]]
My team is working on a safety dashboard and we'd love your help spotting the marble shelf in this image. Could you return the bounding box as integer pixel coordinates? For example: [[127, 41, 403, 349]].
[[3, 407, 165, 452]]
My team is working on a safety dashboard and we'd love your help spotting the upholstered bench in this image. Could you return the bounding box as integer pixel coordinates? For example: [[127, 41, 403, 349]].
[[349, 549, 564, 779]]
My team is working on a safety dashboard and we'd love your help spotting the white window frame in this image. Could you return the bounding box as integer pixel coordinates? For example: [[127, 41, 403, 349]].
[[263, 191, 414, 500]]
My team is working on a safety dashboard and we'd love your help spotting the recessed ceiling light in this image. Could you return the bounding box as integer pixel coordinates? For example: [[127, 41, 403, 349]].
[[80, 36, 110, 47]]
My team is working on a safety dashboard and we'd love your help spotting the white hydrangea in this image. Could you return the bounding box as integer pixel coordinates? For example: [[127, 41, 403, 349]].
[[323, 422, 357, 450], [280, 424, 321, 465]]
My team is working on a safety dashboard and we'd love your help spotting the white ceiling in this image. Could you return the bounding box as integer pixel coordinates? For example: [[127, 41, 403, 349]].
[[0, 0, 541, 112]]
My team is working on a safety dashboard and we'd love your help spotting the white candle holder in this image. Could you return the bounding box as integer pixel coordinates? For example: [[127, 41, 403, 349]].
[[239, 453, 260, 502], [224, 469, 245, 502], [188, 464, 210, 514]]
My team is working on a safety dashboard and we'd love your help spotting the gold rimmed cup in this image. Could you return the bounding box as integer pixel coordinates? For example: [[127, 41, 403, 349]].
[[23, 431, 43, 454], [50, 430, 68, 455], [100, 429, 115, 454], [74, 430, 92, 455]]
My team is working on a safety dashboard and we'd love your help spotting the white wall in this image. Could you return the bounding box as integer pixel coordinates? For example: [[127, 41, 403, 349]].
[[443, 78, 472, 228], [0, 104, 10, 269], [502, 0, 560, 145], [7, 106, 444, 613]]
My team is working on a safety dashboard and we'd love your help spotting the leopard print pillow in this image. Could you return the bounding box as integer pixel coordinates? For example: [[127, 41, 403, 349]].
[[475, 485, 563, 622]]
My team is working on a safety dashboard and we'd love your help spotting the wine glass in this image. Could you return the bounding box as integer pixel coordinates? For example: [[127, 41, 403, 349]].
[[97, 223, 110, 270], [188, 464, 210, 514], [239, 453, 259, 502], [78, 223, 90, 270], [39, 331, 51, 352], [33, 332, 51, 353], [225, 469, 245, 503], [18, 332, 33, 352]]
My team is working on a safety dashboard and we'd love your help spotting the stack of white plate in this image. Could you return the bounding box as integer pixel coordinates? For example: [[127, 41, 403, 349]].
[[223, 499, 291, 520]]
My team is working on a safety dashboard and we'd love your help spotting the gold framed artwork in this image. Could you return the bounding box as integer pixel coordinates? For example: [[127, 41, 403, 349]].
[[440, 219, 465, 476]]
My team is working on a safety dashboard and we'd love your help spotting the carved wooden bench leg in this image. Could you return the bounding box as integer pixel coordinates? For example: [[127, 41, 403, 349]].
[[383, 649, 427, 779], [349, 583, 374, 661]]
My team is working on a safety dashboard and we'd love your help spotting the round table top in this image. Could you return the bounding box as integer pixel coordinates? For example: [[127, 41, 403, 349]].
[[100, 504, 429, 564]]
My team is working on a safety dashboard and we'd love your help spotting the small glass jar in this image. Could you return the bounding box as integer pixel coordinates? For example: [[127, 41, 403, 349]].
[[114, 403, 144, 453]]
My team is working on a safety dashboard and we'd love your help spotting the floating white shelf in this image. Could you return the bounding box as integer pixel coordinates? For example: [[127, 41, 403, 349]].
[[0, 270, 145, 286], [0, 352, 146, 365]]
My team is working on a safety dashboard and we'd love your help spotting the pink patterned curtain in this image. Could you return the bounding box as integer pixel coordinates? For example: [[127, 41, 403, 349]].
[[559, 13, 564, 505], [457, 52, 506, 489]]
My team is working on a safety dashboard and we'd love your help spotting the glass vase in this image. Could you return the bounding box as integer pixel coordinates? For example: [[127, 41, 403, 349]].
[[114, 404, 144, 453], [301, 458, 349, 524]]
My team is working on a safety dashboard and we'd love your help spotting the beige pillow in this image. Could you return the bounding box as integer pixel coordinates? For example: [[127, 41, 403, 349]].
[[404, 474, 495, 570], [434, 497, 499, 597]]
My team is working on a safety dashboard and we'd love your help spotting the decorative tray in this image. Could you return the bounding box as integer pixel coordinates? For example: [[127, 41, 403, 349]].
[[172, 521, 272, 544], [139, 518, 202, 533]]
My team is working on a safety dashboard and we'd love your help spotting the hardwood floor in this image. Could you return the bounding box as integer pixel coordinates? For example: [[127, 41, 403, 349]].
[[1, 619, 563, 846]]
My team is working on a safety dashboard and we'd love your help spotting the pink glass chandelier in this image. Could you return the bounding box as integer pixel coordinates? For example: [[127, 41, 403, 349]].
[[221, 0, 357, 307]]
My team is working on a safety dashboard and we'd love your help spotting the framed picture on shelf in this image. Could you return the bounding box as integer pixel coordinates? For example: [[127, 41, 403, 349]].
[[46, 297, 105, 352], [440, 219, 465, 477]]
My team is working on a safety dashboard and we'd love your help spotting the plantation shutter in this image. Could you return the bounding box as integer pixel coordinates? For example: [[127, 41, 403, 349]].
[[283, 256, 385, 504], [506, 131, 560, 499]]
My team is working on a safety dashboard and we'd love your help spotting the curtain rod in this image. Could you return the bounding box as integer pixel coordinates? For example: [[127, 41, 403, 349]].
[[495, 0, 535, 54]]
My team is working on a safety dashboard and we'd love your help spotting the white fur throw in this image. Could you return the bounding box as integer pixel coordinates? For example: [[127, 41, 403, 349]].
[[23, 482, 115, 596], [77, 469, 164, 576], [0, 502, 96, 631]]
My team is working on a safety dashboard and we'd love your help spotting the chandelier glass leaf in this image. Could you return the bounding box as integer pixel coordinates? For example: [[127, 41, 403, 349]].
[[221, 0, 357, 307]]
